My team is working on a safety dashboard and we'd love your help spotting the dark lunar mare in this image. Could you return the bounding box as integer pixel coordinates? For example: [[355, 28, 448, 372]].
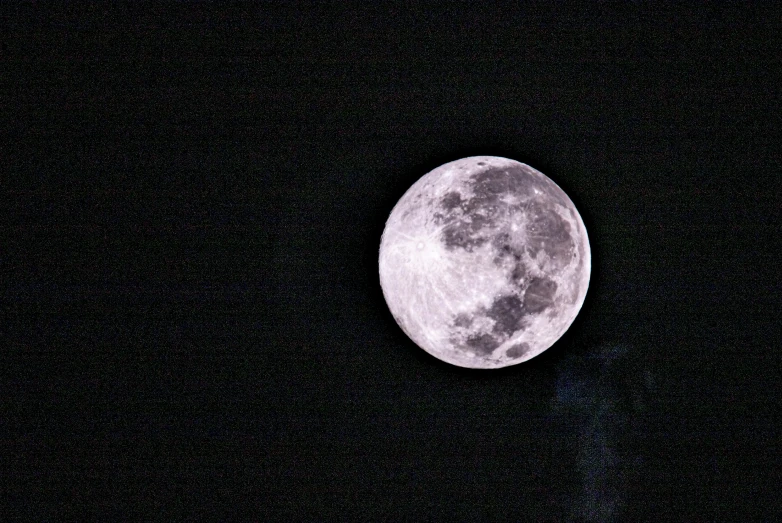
[[441, 223, 488, 252], [510, 262, 526, 283], [465, 333, 500, 355], [491, 232, 524, 267], [439, 163, 573, 359], [469, 165, 534, 202], [505, 342, 530, 359], [440, 191, 464, 211], [453, 313, 473, 328], [451, 275, 559, 357], [438, 165, 535, 252], [486, 294, 525, 336], [523, 277, 558, 313], [524, 200, 574, 262]]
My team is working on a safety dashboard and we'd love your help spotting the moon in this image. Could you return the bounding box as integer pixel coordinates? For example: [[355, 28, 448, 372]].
[[378, 156, 591, 369]]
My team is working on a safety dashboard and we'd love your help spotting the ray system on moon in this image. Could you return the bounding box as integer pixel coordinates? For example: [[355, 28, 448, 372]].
[[379, 156, 591, 369]]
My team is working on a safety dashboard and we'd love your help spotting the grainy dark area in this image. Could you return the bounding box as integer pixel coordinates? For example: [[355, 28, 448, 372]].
[[3, 2, 781, 521]]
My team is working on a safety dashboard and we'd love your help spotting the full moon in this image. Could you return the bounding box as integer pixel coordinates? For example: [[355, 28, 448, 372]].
[[378, 156, 591, 369]]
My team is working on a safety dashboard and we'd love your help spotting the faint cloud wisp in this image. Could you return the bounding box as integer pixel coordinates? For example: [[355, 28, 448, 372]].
[[552, 344, 653, 522]]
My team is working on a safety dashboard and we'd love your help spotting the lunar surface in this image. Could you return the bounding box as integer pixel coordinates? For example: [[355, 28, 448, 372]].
[[378, 156, 591, 369]]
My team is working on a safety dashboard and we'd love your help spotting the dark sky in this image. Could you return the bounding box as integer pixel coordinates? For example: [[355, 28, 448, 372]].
[[4, 3, 781, 521]]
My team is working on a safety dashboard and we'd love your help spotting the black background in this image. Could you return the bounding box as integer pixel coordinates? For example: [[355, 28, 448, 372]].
[[4, 3, 781, 521]]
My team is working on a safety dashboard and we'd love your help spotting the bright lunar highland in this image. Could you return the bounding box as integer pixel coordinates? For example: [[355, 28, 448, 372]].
[[379, 156, 591, 369]]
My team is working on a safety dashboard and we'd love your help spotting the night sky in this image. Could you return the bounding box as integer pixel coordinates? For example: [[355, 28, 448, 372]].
[[4, 3, 781, 521]]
